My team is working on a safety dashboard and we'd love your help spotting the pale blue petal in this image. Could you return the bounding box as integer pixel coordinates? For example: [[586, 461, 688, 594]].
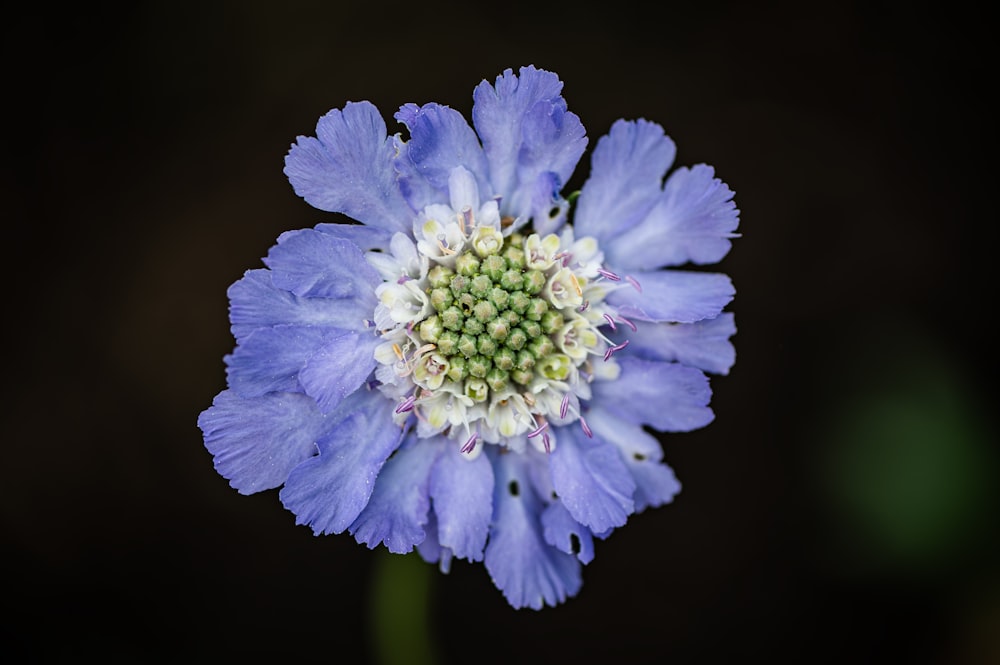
[[393, 103, 491, 212], [198, 390, 325, 495], [483, 450, 582, 610], [429, 441, 494, 562], [611, 313, 737, 375], [314, 223, 392, 252], [603, 164, 739, 270], [585, 407, 682, 512], [349, 437, 442, 553], [608, 270, 734, 323], [549, 425, 635, 533], [227, 269, 374, 343], [283, 101, 413, 232], [298, 331, 380, 413], [415, 510, 448, 571], [472, 66, 573, 210], [574, 119, 676, 241], [591, 356, 714, 432], [279, 391, 403, 535], [264, 228, 381, 300], [541, 500, 595, 564], [224, 324, 337, 397]]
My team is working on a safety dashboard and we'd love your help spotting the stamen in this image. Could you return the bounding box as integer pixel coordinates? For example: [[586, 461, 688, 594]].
[[542, 432, 551, 453], [461, 207, 474, 233], [436, 235, 457, 255], [560, 393, 570, 419], [616, 314, 638, 332], [597, 268, 621, 281], [603, 339, 630, 361], [394, 394, 417, 414], [396, 274, 410, 284], [579, 416, 593, 438], [577, 300, 590, 313], [569, 272, 583, 296], [461, 432, 478, 454], [602, 313, 617, 331], [391, 343, 404, 361], [527, 421, 549, 438], [625, 275, 642, 292]]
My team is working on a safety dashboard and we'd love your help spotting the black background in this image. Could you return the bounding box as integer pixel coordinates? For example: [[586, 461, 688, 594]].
[[4, 2, 998, 663]]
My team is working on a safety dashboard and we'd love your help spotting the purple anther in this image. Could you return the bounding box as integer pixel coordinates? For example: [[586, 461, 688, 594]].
[[461, 207, 474, 229], [542, 432, 552, 453], [397, 274, 411, 284], [527, 421, 549, 438], [579, 416, 593, 438], [616, 314, 637, 332], [394, 394, 416, 414], [560, 393, 570, 419], [577, 300, 590, 313], [602, 313, 617, 331], [603, 339, 630, 362], [597, 268, 621, 281], [461, 432, 478, 454], [625, 275, 642, 292]]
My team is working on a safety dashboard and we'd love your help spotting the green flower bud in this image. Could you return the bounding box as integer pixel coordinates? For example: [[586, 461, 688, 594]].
[[428, 265, 454, 289], [462, 317, 484, 336], [436, 330, 460, 355], [506, 327, 527, 351], [540, 310, 564, 334], [477, 334, 497, 357], [429, 287, 453, 312], [468, 355, 492, 378], [522, 269, 546, 295], [489, 286, 510, 310], [455, 252, 480, 277], [472, 299, 497, 323], [486, 317, 509, 341], [419, 315, 443, 343], [458, 333, 478, 358], [486, 368, 509, 392], [446, 354, 467, 381], [465, 378, 488, 402], [510, 368, 534, 385], [481, 254, 507, 282], [441, 306, 464, 331], [469, 274, 492, 298], [493, 347, 516, 371], [525, 297, 548, 321]]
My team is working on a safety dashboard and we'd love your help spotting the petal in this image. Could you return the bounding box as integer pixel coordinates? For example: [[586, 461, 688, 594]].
[[283, 101, 413, 232], [279, 391, 404, 535], [227, 269, 374, 343], [349, 436, 443, 553], [585, 407, 682, 512], [483, 450, 582, 610], [612, 313, 737, 375], [549, 425, 635, 533], [607, 269, 734, 323], [198, 390, 325, 495], [298, 331, 380, 413], [393, 103, 491, 212], [574, 119, 676, 242], [541, 500, 596, 564], [473, 66, 581, 212], [264, 228, 382, 300], [224, 324, 337, 397], [428, 441, 494, 562], [603, 164, 740, 270], [314, 222, 392, 252], [591, 356, 715, 432]]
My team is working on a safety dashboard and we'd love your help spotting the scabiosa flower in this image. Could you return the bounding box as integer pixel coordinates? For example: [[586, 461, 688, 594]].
[[198, 65, 739, 609]]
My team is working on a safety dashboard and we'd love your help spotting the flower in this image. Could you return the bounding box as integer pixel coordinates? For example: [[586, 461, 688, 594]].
[[198, 65, 739, 610]]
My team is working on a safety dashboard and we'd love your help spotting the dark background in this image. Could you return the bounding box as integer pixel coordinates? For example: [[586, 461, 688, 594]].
[[4, 2, 997, 663]]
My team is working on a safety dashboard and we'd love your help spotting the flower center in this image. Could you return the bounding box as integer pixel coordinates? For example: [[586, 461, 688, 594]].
[[371, 211, 627, 456]]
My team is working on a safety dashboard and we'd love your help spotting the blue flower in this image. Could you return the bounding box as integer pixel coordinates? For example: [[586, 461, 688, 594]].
[[198, 65, 739, 609]]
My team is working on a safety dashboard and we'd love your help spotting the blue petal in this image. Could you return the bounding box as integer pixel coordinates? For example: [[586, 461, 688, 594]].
[[198, 390, 325, 495], [574, 119, 676, 242], [283, 101, 413, 232], [541, 500, 595, 564], [472, 66, 584, 217], [608, 269, 734, 323], [549, 425, 635, 533], [393, 103, 491, 212], [585, 407, 682, 512], [225, 324, 338, 397], [483, 450, 582, 610], [314, 222, 392, 252], [611, 313, 737, 375], [264, 228, 382, 300], [349, 436, 443, 554], [279, 391, 403, 535], [298, 331, 380, 413], [591, 356, 715, 432], [428, 440, 494, 562], [603, 164, 739, 270], [227, 269, 375, 343]]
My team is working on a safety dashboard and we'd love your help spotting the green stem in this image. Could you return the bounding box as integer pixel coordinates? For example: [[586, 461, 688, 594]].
[[367, 550, 439, 665]]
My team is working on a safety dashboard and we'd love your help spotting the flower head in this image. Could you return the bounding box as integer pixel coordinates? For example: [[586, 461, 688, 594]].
[[198, 66, 739, 609]]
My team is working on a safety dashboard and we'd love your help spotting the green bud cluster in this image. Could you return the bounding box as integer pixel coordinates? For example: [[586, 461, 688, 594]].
[[415, 233, 570, 400]]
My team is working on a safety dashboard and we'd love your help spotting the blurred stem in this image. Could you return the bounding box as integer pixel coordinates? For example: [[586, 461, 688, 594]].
[[368, 550, 438, 665]]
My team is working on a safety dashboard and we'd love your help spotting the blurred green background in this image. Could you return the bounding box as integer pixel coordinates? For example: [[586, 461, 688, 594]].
[[3, 1, 996, 663]]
